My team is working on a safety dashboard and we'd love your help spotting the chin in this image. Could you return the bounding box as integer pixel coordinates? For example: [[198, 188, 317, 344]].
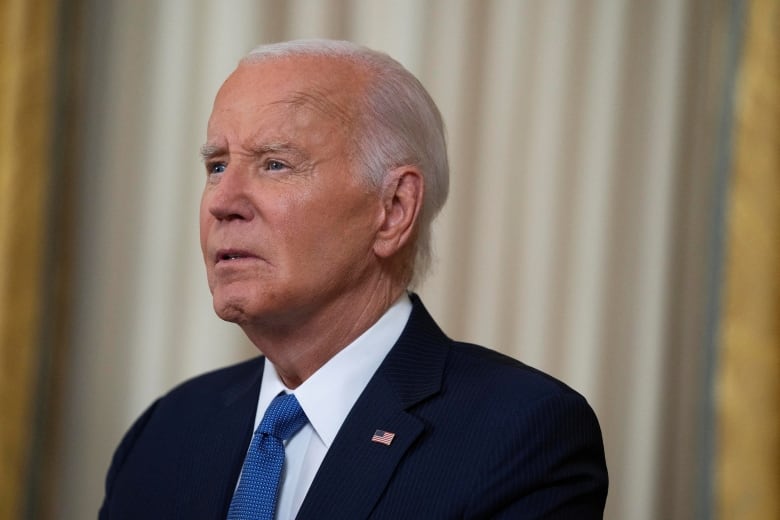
[[211, 290, 255, 324], [212, 302, 243, 324]]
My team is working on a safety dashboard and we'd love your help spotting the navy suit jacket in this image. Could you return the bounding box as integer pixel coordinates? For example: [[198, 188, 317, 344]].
[[100, 295, 608, 518]]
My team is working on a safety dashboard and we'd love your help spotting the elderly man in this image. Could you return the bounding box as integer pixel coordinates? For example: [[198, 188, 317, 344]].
[[100, 39, 608, 519]]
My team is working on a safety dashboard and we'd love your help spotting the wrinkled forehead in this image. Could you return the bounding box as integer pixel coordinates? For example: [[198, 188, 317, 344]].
[[276, 86, 355, 129], [211, 56, 366, 131]]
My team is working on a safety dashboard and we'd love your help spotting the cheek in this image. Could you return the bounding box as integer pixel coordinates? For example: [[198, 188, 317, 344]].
[[300, 193, 379, 257], [198, 206, 211, 255]]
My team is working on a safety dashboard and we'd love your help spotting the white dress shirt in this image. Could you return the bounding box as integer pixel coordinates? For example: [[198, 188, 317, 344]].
[[248, 294, 412, 520]]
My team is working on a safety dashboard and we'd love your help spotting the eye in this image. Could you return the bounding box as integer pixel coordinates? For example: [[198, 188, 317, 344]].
[[266, 160, 287, 171], [207, 162, 226, 175]]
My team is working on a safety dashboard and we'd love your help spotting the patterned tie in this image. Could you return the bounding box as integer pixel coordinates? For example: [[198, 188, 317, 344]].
[[227, 393, 308, 520]]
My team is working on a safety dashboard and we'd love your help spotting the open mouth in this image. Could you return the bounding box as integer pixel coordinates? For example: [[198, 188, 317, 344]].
[[216, 250, 253, 263]]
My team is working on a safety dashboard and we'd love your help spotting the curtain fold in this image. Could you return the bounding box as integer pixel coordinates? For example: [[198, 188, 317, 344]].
[[717, 0, 780, 517], [0, 0, 57, 518]]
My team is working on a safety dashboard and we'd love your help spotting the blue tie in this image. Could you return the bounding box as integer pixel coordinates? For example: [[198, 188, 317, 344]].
[[227, 393, 308, 520]]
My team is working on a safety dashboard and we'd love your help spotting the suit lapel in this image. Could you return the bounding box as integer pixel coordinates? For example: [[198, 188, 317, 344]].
[[182, 358, 265, 517], [296, 295, 450, 519]]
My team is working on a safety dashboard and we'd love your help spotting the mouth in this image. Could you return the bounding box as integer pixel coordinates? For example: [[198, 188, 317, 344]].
[[215, 249, 256, 263]]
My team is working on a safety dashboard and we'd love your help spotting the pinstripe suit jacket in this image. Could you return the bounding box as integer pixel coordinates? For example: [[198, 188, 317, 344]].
[[99, 295, 608, 519]]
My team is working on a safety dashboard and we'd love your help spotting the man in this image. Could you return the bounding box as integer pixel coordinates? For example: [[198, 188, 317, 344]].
[[100, 39, 607, 519]]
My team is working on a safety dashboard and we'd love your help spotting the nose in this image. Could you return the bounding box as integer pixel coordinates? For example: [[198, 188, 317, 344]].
[[204, 166, 254, 222]]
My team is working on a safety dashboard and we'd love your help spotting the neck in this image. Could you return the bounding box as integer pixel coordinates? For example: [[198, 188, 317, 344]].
[[241, 279, 406, 388]]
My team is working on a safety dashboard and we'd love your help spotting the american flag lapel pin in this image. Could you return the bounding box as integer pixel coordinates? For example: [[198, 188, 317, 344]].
[[371, 429, 396, 446]]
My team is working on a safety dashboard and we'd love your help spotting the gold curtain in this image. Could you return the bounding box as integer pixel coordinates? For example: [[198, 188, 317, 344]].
[[718, 0, 780, 518], [0, 0, 57, 518]]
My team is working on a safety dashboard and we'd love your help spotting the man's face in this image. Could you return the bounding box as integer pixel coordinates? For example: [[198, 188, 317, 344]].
[[199, 57, 383, 329]]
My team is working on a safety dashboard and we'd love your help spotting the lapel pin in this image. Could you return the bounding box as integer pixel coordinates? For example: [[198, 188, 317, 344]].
[[371, 429, 395, 446]]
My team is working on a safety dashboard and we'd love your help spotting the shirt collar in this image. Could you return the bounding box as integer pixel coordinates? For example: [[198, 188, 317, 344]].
[[256, 293, 413, 447]]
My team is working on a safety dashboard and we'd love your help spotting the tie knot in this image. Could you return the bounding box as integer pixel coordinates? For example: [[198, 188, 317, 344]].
[[258, 393, 307, 441]]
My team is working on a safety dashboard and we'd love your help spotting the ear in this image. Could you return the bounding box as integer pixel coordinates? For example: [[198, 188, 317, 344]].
[[373, 166, 424, 259]]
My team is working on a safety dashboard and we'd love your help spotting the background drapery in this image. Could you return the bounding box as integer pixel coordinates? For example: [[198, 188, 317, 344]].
[[0, 0, 58, 518], [5, 1, 774, 519], [717, 0, 780, 517]]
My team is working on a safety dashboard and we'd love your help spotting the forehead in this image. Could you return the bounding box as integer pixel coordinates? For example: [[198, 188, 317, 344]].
[[207, 57, 365, 140]]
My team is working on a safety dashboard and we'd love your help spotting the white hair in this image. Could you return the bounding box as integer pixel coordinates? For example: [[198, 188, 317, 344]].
[[242, 39, 449, 286]]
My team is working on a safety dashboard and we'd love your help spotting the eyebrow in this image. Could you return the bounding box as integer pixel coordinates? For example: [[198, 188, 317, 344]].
[[250, 142, 298, 154], [199, 142, 303, 162], [199, 143, 223, 162]]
